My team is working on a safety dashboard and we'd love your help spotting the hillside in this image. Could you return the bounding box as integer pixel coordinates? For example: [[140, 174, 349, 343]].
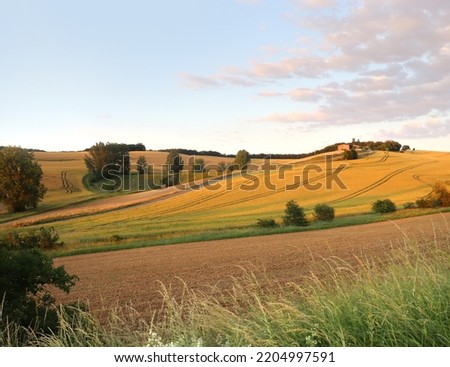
[[1, 150, 449, 253]]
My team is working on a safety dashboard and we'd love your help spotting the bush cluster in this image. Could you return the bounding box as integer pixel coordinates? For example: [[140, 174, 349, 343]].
[[372, 199, 397, 213], [256, 218, 278, 228], [314, 204, 335, 221]]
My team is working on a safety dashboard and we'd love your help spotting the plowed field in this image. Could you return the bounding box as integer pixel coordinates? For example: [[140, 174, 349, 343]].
[[54, 212, 450, 314]]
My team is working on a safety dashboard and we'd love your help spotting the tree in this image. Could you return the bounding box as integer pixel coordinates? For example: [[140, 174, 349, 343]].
[[0, 228, 77, 339], [314, 204, 335, 221], [0, 147, 47, 213], [383, 140, 402, 152], [343, 149, 358, 160], [234, 150, 251, 170], [136, 155, 148, 175], [193, 158, 205, 173], [282, 200, 308, 226], [127, 143, 146, 151], [217, 161, 228, 173], [165, 150, 184, 185], [84, 142, 130, 181], [401, 145, 411, 151]]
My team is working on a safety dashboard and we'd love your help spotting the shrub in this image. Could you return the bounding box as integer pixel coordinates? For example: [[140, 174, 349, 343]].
[[4, 227, 65, 250], [282, 200, 308, 226], [257, 218, 278, 228], [403, 202, 416, 209], [314, 204, 335, 221], [372, 199, 397, 213], [416, 182, 450, 208]]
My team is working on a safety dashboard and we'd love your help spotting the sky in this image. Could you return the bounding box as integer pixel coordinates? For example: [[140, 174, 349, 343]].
[[1, 0, 449, 154]]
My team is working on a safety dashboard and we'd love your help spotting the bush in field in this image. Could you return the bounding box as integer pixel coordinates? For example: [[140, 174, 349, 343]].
[[257, 218, 278, 228], [4, 227, 65, 250], [372, 199, 397, 213], [0, 228, 77, 342], [314, 204, 335, 221], [416, 182, 450, 208], [403, 202, 416, 209], [282, 200, 308, 226]]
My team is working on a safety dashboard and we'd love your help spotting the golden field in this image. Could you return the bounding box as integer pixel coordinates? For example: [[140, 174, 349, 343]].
[[1, 149, 449, 252]]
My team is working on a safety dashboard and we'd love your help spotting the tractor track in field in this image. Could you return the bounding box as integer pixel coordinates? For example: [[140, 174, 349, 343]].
[[413, 174, 433, 188], [61, 171, 76, 193], [132, 163, 350, 221], [325, 161, 436, 205]]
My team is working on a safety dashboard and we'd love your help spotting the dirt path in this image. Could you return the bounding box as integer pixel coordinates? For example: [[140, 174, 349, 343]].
[[54, 212, 450, 314], [0, 182, 203, 228]]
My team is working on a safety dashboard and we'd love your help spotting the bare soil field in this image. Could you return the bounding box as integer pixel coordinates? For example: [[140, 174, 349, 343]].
[[54, 212, 450, 315]]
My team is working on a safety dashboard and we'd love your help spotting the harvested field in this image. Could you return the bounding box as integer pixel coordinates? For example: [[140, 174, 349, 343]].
[[54, 212, 450, 316]]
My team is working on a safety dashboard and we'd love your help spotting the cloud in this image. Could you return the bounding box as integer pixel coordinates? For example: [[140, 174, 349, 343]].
[[256, 111, 328, 123], [378, 118, 450, 139], [183, 0, 450, 130], [291, 0, 336, 9], [179, 73, 222, 89]]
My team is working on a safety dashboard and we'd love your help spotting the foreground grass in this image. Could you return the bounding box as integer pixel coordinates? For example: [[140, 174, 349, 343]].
[[3, 230, 450, 347]]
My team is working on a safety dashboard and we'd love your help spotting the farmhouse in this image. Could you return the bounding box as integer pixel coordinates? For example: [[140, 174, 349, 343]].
[[337, 144, 350, 151]]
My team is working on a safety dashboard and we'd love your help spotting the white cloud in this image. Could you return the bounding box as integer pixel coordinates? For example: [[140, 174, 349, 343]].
[[291, 0, 336, 9], [182, 0, 450, 135], [378, 118, 450, 139]]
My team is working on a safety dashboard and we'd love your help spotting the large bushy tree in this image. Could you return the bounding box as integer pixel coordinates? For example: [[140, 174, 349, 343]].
[[0, 147, 47, 213], [165, 150, 184, 185], [234, 149, 251, 170], [282, 200, 308, 226], [84, 142, 130, 181]]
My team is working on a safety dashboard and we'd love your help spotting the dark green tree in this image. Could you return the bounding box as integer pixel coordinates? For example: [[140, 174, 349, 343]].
[[282, 200, 308, 226], [343, 149, 358, 160], [234, 150, 251, 170], [0, 228, 78, 340], [0, 147, 47, 213], [383, 140, 402, 152], [136, 155, 148, 175], [84, 142, 130, 181], [165, 150, 184, 185]]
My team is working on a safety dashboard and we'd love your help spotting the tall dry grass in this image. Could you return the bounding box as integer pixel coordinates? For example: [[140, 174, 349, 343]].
[[2, 223, 450, 347]]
